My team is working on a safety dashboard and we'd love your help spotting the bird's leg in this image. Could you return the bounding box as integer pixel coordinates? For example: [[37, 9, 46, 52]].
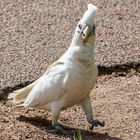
[[51, 106, 63, 132], [49, 105, 74, 135], [80, 96, 105, 130]]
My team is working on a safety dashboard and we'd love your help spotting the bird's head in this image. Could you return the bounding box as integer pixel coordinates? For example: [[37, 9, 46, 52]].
[[71, 4, 97, 47]]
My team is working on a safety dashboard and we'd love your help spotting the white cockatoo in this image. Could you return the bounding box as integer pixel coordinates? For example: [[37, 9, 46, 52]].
[[8, 4, 104, 133]]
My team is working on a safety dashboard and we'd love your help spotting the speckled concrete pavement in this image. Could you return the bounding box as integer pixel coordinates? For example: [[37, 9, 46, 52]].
[[0, 0, 140, 90]]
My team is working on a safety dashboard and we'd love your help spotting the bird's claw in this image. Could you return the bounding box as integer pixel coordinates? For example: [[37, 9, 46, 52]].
[[89, 119, 105, 130], [46, 124, 75, 135]]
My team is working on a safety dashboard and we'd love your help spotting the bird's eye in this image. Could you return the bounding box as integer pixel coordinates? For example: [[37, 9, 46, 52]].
[[93, 25, 96, 31], [78, 24, 82, 30], [92, 25, 96, 35]]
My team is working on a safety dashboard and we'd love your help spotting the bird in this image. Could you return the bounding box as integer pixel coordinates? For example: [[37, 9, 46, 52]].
[[8, 3, 105, 133]]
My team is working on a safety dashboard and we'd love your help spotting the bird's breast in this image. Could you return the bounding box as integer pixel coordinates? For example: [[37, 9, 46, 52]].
[[59, 62, 98, 107]]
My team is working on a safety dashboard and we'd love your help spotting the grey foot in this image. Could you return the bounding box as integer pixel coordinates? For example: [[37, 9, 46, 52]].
[[89, 119, 105, 130], [47, 124, 75, 135]]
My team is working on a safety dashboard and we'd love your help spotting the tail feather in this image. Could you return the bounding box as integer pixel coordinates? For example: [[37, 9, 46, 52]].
[[9, 103, 25, 113], [8, 80, 37, 105], [8, 87, 27, 99]]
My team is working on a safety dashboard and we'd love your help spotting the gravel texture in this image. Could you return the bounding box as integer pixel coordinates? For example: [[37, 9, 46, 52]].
[[0, 0, 140, 89], [0, 0, 140, 139], [1, 73, 140, 139]]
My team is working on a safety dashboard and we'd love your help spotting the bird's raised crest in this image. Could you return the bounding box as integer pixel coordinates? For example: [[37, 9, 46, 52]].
[[87, 3, 97, 12], [80, 3, 97, 27]]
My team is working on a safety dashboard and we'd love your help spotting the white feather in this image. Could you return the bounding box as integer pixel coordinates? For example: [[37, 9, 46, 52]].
[[9, 4, 99, 127]]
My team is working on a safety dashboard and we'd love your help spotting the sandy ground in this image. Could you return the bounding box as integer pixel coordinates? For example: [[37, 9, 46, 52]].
[[0, 0, 140, 139], [0, 71, 140, 140]]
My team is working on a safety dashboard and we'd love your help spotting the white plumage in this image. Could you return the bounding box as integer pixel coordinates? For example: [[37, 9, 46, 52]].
[[8, 4, 104, 132]]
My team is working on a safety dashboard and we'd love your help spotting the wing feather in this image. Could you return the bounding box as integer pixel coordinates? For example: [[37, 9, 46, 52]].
[[23, 62, 66, 107]]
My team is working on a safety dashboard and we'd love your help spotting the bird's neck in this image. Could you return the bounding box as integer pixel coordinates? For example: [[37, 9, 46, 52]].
[[65, 43, 95, 65], [71, 33, 83, 46], [59, 33, 96, 64]]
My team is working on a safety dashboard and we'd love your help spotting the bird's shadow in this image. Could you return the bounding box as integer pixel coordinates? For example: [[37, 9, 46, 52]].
[[17, 115, 123, 140]]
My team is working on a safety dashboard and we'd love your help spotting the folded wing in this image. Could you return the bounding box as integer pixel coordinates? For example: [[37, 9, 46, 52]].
[[8, 62, 66, 108]]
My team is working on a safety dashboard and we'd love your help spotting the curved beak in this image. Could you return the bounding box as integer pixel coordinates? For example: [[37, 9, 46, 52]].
[[81, 25, 91, 41]]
